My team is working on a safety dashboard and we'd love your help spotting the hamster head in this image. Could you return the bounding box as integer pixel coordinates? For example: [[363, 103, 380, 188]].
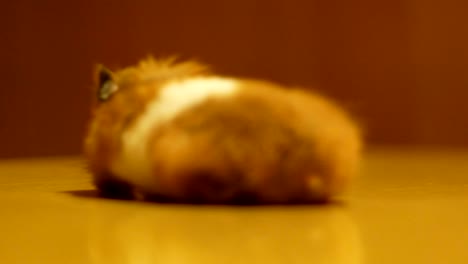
[[83, 57, 209, 179]]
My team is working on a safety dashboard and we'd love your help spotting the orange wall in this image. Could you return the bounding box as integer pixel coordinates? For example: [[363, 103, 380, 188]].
[[1, 0, 468, 158]]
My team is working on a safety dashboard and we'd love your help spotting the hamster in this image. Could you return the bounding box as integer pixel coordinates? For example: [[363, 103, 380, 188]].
[[83, 57, 362, 204]]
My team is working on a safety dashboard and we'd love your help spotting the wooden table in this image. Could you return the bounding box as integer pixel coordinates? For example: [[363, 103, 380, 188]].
[[0, 148, 467, 264]]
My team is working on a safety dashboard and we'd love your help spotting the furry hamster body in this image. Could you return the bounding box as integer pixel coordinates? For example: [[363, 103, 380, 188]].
[[84, 57, 362, 204]]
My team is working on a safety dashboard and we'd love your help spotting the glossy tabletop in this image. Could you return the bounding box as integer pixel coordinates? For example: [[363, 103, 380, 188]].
[[0, 148, 467, 264]]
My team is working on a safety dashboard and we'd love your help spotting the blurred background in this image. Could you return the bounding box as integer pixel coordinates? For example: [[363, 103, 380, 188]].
[[1, 0, 467, 158]]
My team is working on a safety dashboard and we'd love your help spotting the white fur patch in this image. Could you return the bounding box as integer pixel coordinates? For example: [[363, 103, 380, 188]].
[[111, 77, 239, 186]]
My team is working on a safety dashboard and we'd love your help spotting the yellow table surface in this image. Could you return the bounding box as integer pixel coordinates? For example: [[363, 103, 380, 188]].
[[0, 148, 467, 264]]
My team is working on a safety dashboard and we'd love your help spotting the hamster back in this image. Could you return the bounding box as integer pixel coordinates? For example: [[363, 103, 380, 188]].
[[84, 57, 362, 204]]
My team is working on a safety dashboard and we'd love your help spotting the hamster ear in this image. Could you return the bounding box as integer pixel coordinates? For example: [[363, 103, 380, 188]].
[[97, 65, 118, 102]]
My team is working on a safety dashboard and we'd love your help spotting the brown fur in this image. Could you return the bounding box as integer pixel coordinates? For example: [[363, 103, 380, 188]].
[[84, 57, 362, 204], [145, 80, 361, 203]]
